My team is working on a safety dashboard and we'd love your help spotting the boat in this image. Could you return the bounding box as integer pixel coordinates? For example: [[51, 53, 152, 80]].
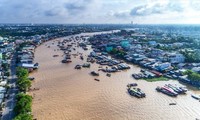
[[169, 102, 177, 105], [53, 55, 59, 57], [127, 83, 138, 88], [62, 59, 72, 63], [156, 86, 178, 97], [191, 94, 200, 100], [137, 88, 146, 97], [82, 63, 90, 68], [94, 78, 100, 81], [80, 56, 84, 60], [162, 86, 178, 96], [127, 87, 145, 98], [167, 84, 184, 94], [106, 73, 111, 77], [91, 71, 99, 76], [75, 65, 81, 69], [62, 60, 67, 63], [178, 86, 188, 93], [28, 77, 35, 81]]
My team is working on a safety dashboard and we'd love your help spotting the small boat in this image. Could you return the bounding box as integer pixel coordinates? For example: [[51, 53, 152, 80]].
[[28, 77, 35, 81], [127, 83, 138, 88], [53, 55, 59, 57], [82, 63, 90, 68], [169, 102, 177, 105], [106, 73, 111, 77], [91, 71, 99, 76], [80, 56, 84, 60], [94, 78, 100, 81], [191, 94, 200, 100], [75, 65, 81, 69], [62, 59, 72, 63]]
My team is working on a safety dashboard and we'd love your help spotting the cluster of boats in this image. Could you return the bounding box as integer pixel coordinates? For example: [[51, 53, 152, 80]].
[[127, 83, 146, 98], [87, 57, 96, 63], [74, 63, 91, 69], [156, 84, 187, 97], [88, 52, 130, 69]]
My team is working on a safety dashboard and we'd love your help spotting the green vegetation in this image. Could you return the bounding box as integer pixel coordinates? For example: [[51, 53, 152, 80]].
[[184, 70, 200, 82], [180, 49, 200, 63], [16, 67, 31, 92], [16, 67, 29, 79], [14, 68, 33, 120], [13, 93, 33, 120], [17, 78, 31, 92], [109, 48, 126, 58], [13, 113, 32, 120], [144, 76, 169, 82]]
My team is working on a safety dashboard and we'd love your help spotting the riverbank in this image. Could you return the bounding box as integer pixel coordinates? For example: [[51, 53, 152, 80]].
[[29, 33, 200, 120]]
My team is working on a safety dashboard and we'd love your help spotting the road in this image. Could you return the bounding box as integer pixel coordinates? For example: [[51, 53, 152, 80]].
[[1, 54, 18, 120]]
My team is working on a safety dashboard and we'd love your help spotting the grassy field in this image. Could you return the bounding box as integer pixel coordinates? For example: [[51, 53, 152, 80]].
[[143, 76, 169, 82]]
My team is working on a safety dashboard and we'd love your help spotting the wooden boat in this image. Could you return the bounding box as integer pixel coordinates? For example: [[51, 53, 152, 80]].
[[191, 94, 200, 100], [75, 65, 81, 69], [127, 83, 138, 88], [94, 78, 100, 81], [91, 71, 99, 76], [106, 73, 111, 77], [53, 55, 59, 57], [169, 103, 177, 105]]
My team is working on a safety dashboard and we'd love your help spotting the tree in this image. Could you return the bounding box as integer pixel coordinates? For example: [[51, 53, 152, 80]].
[[184, 70, 200, 82], [16, 67, 29, 79], [16, 93, 32, 102], [13, 113, 32, 120], [17, 78, 31, 92], [14, 93, 32, 115], [183, 70, 193, 75]]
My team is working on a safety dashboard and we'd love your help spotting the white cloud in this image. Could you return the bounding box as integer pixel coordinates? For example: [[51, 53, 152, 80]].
[[0, 0, 200, 24]]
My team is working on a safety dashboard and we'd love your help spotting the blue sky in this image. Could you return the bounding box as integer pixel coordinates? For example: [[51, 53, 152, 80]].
[[0, 0, 200, 24]]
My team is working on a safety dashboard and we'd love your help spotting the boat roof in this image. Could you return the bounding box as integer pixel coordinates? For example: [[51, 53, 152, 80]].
[[22, 63, 35, 68]]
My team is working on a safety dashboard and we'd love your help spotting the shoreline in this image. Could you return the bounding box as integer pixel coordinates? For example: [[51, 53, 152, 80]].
[[30, 33, 200, 120]]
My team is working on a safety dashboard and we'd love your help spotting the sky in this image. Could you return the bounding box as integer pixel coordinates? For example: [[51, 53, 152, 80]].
[[0, 0, 200, 24]]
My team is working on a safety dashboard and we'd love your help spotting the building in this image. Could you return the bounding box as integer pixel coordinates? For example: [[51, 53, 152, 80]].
[[148, 41, 157, 46], [155, 62, 171, 71], [169, 53, 185, 63]]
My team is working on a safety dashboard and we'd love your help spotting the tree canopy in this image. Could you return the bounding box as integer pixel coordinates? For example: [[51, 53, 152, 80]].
[[14, 93, 33, 120], [184, 70, 200, 82]]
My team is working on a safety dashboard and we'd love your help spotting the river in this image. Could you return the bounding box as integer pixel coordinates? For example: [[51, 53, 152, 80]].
[[30, 31, 200, 120]]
